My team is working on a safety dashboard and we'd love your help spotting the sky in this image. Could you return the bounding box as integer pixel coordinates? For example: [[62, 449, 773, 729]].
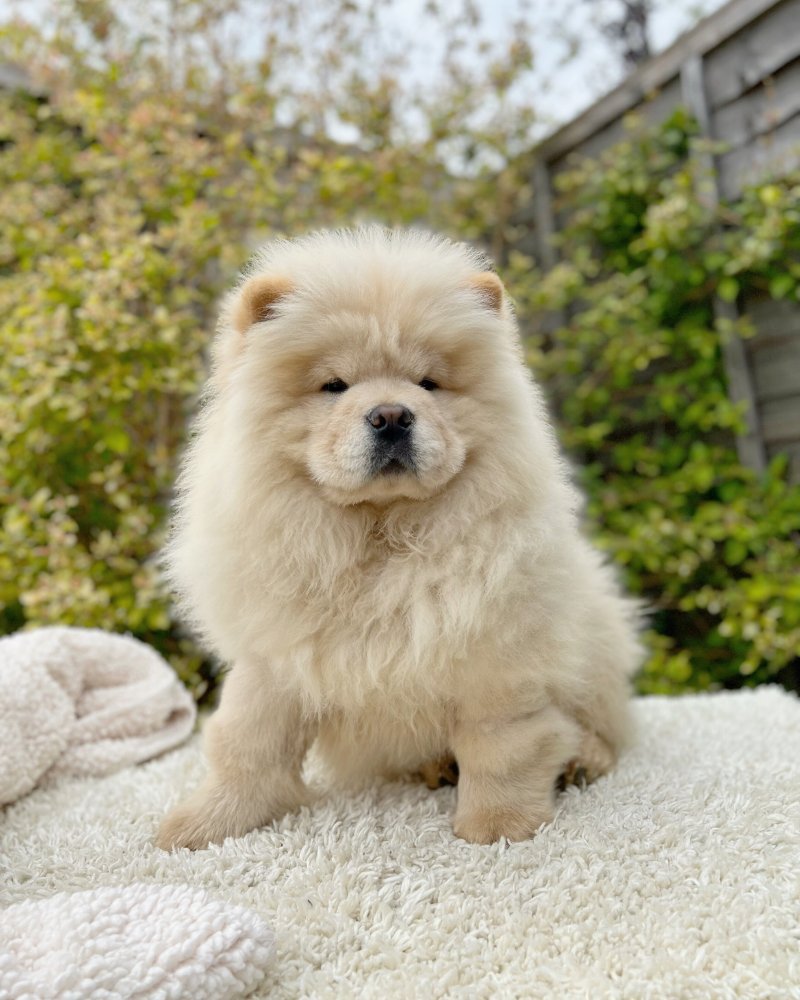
[[385, 0, 727, 137], [1, 0, 729, 138]]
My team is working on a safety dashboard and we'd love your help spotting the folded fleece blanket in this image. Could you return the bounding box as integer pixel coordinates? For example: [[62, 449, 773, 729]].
[[0, 626, 196, 806], [0, 883, 275, 999]]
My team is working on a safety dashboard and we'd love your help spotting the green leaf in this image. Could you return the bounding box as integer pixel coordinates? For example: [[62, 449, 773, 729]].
[[768, 274, 794, 299], [103, 429, 131, 455], [724, 538, 748, 566], [718, 277, 739, 302]]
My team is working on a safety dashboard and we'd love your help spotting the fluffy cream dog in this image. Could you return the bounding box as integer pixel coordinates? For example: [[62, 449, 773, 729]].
[[157, 227, 642, 850]]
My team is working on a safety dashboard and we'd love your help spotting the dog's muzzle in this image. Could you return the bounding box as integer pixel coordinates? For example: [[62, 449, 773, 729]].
[[366, 404, 417, 475]]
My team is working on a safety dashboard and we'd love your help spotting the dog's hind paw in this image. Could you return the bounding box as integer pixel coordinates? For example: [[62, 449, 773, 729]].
[[417, 754, 459, 789]]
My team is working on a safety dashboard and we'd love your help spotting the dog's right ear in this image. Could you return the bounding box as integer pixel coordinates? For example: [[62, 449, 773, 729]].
[[465, 272, 504, 313], [231, 274, 293, 334]]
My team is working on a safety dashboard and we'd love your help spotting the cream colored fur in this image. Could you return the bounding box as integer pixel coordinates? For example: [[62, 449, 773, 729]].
[[157, 227, 642, 850]]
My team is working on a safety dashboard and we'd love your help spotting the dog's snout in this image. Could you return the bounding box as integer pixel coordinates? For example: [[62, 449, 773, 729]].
[[366, 404, 414, 440]]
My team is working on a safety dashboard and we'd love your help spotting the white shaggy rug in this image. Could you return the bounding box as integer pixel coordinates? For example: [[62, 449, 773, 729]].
[[2, 688, 799, 999]]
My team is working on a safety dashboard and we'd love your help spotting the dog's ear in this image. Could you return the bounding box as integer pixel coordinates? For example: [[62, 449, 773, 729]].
[[466, 272, 504, 313], [231, 274, 294, 333]]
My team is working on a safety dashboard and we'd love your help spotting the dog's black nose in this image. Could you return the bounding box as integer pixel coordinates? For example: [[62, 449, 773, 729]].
[[366, 404, 414, 442]]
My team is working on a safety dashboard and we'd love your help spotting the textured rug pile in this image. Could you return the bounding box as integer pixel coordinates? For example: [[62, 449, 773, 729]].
[[2, 687, 798, 999]]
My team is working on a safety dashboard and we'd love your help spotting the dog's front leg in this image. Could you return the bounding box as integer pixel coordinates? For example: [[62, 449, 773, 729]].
[[157, 661, 315, 850], [451, 703, 581, 845]]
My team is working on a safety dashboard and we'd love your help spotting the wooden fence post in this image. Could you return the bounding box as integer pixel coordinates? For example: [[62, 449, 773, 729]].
[[680, 53, 768, 474], [532, 159, 558, 271], [532, 158, 568, 334]]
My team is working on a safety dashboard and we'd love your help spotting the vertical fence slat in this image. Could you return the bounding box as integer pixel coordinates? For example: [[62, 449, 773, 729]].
[[680, 54, 768, 473], [531, 159, 568, 335], [532, 160, 558, 271]]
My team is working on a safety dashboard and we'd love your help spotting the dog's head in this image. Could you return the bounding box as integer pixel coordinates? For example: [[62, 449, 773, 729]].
[[215, 228, 529, 507]]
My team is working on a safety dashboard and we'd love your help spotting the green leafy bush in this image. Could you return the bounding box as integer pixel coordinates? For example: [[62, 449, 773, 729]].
[[0, 3, 533, 698], [512, 110, 800, 693], [1, 6, 798, 698], [0, 94, 239, 692]]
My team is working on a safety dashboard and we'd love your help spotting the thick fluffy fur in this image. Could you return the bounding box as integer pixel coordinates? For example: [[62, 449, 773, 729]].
[[157, 228, 642, 850]]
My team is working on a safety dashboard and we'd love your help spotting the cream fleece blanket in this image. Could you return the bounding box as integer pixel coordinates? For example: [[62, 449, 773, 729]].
[[2, 686, 798, 998], [0, 883, 275, 1000], [0, 626, 196, 806]]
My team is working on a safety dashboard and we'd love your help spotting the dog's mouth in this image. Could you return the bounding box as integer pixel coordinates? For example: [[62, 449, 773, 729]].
[[379, 458, 409, 476], [372, 449, 417, 477]]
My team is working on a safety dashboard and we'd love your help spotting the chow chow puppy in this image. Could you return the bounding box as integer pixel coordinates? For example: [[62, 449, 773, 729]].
[[157, 227, 641, 850]]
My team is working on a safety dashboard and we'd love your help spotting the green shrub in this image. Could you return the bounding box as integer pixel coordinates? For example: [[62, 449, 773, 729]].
[[1, 12, 798, 699], [0, 93, 240, 693], [510, 111, 800, 693], [0, 6, 532, 698]]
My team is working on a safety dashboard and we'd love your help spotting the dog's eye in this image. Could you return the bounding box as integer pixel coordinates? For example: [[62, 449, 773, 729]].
[[321, 379, 348, 393], [419, 378, 439, 391]]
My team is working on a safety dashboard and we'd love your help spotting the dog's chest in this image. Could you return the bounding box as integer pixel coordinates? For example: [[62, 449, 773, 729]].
[[290, 540, 493, 706]]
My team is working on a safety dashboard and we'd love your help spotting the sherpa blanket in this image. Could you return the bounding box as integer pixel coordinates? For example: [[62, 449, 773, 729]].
[[2, 687, 798, 998], [0, 626, 196, 806], [0, 883, 275, 999]]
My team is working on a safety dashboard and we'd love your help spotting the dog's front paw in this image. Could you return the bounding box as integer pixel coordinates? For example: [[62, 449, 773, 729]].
[[156, 793, 247, 851], [453, 804, 553, 845], [156, 778, 310, 851], [156, 789, 260, 851]]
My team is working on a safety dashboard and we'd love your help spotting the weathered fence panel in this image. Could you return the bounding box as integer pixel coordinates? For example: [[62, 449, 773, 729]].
[[529, 0, 800, 479], [744, 296, 800, 478]]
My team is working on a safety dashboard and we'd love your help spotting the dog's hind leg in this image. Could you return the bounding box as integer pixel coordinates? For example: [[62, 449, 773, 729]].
[[559, 728, 617, 790], [451, 702, 582, 845], [417, 754, 459, 789]]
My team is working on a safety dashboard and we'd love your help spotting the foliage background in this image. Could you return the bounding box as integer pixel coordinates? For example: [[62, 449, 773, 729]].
[[1, 0, 798, 699]]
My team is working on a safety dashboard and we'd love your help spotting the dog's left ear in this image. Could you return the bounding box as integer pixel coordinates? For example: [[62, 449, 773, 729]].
[[466, 272, 504, 313], [231, 274, 294, 334]]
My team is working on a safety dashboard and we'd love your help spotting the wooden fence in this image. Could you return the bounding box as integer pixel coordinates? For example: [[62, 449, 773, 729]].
[[528, 0, 800, 480]]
